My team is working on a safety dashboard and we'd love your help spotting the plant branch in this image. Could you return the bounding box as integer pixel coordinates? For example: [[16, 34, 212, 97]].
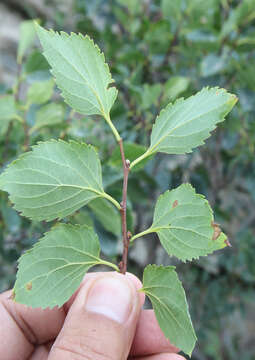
[[118, 138, 130, 274]]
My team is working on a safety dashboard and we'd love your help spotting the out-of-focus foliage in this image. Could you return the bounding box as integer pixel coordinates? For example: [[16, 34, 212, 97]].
[[0, 0, 254, 358]]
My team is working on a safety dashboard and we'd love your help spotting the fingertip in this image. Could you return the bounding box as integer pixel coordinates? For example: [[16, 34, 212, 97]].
[[123, 272, 145, 307], [64, 271, 145, 312]]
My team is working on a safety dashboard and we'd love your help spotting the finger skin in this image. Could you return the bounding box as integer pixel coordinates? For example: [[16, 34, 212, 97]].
[[130, 310, 179, 356], [130, 354, 185, 360], [48, 272, 143, 360], [0, 291, 65, 360]]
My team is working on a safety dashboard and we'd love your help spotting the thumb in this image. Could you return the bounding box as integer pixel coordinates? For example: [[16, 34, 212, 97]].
[[49, 272, 143, 360]]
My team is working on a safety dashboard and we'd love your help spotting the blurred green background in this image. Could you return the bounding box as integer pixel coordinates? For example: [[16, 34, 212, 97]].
[[0, 0, 255, 358]]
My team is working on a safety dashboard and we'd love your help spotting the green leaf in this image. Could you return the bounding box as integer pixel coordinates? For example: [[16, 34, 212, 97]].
[[140, 83, 162, 110], [35, 23, 118, 118], [27, 79, 55, 105], [69, 209, 93, 227], [25, 51, 50, 74], [13, 224, 103, 308], [88, 198, 121, 236], [150, 184, 228, 261], [161, 0, 182, 22], [0, 140, 118, 221], [116, 0, 142, 15], [141, 265, 197, 356], [148, 87, 237, 156], [0, 95, 18, 136], [29, 103, 64, 134], [17, 20, 37, 64], [110, 142, 152, 171], [200, 54, 226, 77], [221, 0, 255, 39], [162, 76, 190, 104]]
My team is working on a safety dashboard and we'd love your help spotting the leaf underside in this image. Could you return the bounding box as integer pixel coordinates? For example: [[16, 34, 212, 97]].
[[149, 87, 237, 155], [142, 265, 197, 356], [13, 224, 101, 308], [88, 198, 121, 236], [35, 23, 118, 117], [152, 183, 227, 261], [0, 140, 104, 221]]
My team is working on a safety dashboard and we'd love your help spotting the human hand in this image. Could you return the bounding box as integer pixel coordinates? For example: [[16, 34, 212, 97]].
[[0, 272, 185, 360]]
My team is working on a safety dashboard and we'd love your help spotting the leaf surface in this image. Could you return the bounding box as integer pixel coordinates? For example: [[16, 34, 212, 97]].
[[27, 79, 55, 105], [17, 20, 37, 63], [29, 103, 64, 134], [151, 184, 228, 261], [162, 76, 190, 104], [0, 140, 109, 221], [13, 224, 102, 308], [148, 87, 237, 155], [88, 198, 121, 236], [142, 265, 197, 356], [35, 24, 117, 118]]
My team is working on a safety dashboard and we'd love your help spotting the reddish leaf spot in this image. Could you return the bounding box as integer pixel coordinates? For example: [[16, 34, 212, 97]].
[[211, 222, 221, 240], [26, 282, 32, 291], [172, 200, 178, 208]]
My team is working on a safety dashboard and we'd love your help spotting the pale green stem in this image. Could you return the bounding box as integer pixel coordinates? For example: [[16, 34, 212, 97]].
[[130, 226, 170, 243], [102, 192, 121, 210], [97, 259, 119, 272], [130, 227, 156, 243], [104, 113, 121, 142], [130, 149, 151, 170]]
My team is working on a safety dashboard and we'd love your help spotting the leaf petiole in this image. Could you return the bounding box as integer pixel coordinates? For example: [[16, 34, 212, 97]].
[[130, 149, 151, 169], [102, 192, 121, 210], [130, 227, 156, 242], [104, 113, 121, 142], [130, 226, 170, 242], [96, 259, 119, 272]]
